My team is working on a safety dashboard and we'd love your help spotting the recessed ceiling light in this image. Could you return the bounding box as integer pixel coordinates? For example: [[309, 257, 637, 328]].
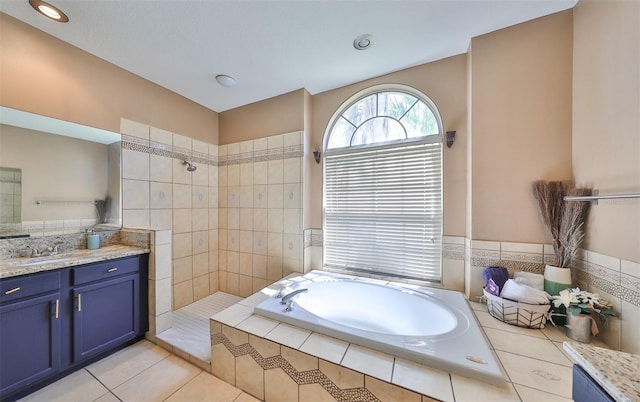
[[29, 0, 69, 22], [215, 74, 236, 88], [353, 34, 374, 51]]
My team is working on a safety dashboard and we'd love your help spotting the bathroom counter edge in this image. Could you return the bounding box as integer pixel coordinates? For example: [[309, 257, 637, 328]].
[[563, 341, 639, 402], [0, 245, 150, 279]]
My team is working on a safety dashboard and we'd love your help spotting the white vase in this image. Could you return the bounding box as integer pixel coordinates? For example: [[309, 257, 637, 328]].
[[544, 265, 572, 296]]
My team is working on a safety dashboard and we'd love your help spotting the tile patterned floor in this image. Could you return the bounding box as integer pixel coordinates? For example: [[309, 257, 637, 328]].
[[19, 340, 258, 402], [19, 295, 611, 401]]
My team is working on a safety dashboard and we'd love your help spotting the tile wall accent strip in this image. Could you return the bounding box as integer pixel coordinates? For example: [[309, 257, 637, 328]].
[[442, 242, 465, 261], [122, 138, 302, 167], [212, 330, 381, 402], [471, 257, 545, 277], [471, 246, 500, 261], [574, 266, 640, 307], [122, 139, 219, 167], [219, 145, 304, 166], [121, 133, 149, 146], [500, 251, 543, 264]]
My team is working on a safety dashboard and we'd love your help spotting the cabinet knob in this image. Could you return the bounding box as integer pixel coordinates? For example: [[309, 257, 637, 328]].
[[4, 287, 20, 295], [107, 268, 118, 273]]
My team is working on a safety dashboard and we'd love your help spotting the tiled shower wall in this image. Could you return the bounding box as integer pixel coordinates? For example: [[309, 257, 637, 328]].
[[120, 119, 219, 310], [217, 132, 304, 297]]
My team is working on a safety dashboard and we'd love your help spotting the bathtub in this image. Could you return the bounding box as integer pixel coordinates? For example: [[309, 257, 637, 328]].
[[254, 270, 504, 386]]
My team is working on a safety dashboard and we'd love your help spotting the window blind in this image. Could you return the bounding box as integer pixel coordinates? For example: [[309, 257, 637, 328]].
[[323, 139, 442, 282]]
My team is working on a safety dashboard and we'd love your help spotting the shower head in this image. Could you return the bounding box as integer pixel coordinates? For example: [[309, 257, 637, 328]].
[[182, 160, 197, 172]]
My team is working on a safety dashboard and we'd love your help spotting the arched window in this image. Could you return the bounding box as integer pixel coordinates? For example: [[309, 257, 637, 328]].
[[323, 85, 443, 283]]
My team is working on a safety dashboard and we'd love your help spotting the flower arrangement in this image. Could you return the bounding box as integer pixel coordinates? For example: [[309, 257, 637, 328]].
[[552, 288, 617, 320]]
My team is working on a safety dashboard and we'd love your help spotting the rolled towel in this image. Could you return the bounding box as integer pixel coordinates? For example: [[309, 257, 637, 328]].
[[500, 279, 551, 305], [514, 271, 544, 291], [482, 266, 510, 292]]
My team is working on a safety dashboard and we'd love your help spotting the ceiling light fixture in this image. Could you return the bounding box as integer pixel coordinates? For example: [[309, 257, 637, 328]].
[[29, 0, 69, 22], [215, 74, 236, 88], [353, 34, 374, 50]]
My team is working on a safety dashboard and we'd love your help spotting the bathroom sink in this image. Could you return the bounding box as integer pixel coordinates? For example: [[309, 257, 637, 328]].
[[15, 257, 74, 267]]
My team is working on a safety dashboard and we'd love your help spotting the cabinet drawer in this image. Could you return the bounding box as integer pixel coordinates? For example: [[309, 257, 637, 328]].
[[0, 271, 61, 303], [72, 256, 140, 286]]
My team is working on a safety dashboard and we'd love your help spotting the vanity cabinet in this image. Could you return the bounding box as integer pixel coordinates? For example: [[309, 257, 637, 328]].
[[0, 254, 148, 401], [71, 258, 143, 363], [0, 271, 62, 398], [572, 364, 615, 402]]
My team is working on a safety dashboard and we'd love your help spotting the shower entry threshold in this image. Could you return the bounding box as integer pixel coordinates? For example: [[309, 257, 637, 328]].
[[156, 292, 242, 363]]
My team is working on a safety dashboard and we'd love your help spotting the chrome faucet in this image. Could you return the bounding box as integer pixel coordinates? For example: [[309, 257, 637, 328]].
[[19, 246, 38, 257], [40, 245, 61, 256], [19, 244, 61, 258], [27, 245, 41, 257], [279, 288, 309, 305]]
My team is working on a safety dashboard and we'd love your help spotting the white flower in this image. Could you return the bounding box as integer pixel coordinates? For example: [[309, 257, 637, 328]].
[[552, 287, 579, 308]]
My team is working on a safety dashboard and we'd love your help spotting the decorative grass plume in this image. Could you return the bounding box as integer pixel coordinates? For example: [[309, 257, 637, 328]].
[[532, 181, 592, 268], [94, 196, 112, 224]]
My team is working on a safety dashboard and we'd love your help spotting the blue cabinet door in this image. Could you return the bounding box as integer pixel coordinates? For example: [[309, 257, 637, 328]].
[[72, 274, 139, 363], [0, 292, 61, 397]]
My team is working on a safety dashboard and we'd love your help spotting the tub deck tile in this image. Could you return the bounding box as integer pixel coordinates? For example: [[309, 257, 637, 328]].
[[300, 333, 349, 364], [265, 323, 312, 349], [341, 344, 395, 383]]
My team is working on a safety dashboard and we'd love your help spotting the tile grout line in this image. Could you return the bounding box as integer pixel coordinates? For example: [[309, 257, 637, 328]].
[[448, 373, 457, 402], [159, 371, 201, 402], [84, 368, 123, 402]]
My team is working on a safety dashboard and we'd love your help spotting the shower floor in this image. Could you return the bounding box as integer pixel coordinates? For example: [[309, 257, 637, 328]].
[[155, 292, 242, 363]]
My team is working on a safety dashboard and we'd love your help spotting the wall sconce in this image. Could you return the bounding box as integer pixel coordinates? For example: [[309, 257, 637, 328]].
[[313, 151, 321, 164], [446, 131, 456, 148]]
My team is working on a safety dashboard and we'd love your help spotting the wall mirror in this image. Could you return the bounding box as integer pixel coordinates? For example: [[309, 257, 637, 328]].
[[0, 106, 121, 238]]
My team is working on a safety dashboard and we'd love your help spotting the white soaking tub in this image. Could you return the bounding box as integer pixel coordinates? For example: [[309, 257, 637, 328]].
[[254, 270, 504, 386]]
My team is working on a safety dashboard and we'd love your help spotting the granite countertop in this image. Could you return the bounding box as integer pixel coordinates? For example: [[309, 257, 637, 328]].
[[0, 245, 150, 279], [563, 341, 640, 402]]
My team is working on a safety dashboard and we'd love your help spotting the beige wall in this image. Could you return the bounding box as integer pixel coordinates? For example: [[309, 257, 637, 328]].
[[469, 10, 574, 243], [218, 56, 468, 234], [572, 0, 640, 263], [0, 13, 218, 144], [310, 55, 469, 234], [1, 124, 108, 222], [218, 89, 306, 144]]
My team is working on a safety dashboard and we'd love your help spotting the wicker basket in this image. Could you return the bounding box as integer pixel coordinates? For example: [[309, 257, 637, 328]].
[[482, 288, 551, 329]]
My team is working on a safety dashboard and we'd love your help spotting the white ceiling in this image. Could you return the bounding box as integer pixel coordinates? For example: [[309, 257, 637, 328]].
[[1, 0, 577, 113]]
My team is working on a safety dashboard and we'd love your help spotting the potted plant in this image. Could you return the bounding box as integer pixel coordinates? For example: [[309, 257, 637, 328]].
[[552, 288, 617, 342], [532, 180, 592, 295]]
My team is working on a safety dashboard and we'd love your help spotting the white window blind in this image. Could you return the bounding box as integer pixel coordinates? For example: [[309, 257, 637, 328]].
[[324, 139, 442, 282]]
